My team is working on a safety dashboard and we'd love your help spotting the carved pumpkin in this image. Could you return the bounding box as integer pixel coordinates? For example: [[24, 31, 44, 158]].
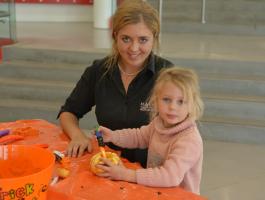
[[90, 151, 121, 174]]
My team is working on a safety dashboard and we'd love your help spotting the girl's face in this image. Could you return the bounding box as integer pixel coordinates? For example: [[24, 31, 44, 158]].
[[115, 21, 154, 70], [157, 82, 190, 128]]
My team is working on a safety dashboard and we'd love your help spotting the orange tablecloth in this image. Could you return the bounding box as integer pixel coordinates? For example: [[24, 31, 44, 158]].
[[0, 119, 207, 200]]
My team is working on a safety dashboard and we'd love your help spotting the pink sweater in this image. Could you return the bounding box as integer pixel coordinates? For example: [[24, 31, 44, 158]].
[[111, 116, 203, 194]]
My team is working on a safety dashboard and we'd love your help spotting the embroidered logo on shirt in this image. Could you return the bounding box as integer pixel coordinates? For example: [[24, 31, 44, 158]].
[[140, 102, 152, 112]]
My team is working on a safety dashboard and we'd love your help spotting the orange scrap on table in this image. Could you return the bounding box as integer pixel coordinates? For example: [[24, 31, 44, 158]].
[[60, 157, 71, 169], [0, 134, 24, 145], [12, 126, 40, 136], [57, 155, 71, 178], [57, 167, 71, 179]]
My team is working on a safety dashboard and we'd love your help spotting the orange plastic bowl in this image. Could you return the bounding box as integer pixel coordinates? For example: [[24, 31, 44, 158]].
[[0, 145, 55, 200]]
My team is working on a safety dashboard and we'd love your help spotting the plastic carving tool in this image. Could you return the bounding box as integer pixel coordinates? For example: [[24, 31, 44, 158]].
[[95, 127, 106, 158], [0, 129, 10, 138], [53, 150, 65, 162]]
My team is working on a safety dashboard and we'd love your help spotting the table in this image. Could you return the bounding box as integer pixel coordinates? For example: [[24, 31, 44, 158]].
[[0, 119, 207, 200]]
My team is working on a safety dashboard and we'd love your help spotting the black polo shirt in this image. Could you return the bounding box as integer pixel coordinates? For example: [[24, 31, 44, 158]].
[[58, 53, 173, 167]]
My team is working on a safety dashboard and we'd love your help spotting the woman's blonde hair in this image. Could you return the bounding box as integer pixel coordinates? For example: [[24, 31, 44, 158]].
[[105, 0, 160, 73], [149, 67, 204, 121]]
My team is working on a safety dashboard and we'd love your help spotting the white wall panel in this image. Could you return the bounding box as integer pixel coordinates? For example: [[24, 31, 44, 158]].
[[15, 4, 93, 22]]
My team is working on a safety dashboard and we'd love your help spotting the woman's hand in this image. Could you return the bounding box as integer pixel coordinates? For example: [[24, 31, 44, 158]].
[[66, 133, 92, 157], [59, 112, 93, 157], [96, 158, 136, 183], [98, 126, 114, 142]]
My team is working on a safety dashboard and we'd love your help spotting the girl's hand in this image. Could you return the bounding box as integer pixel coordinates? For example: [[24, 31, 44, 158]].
[[98, 126, 113, 142], [96, 158, 136, 183]]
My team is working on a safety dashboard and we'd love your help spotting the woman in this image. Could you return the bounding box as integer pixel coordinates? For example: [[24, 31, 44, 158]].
[[58, 0, 173, 167]]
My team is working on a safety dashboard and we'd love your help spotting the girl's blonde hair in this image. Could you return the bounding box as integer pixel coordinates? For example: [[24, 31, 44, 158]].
[[105, 0, 160, 73], [149, 67, 204, 121]]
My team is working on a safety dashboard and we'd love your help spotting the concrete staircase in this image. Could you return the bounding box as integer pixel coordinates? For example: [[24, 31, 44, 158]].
[[0, 47, 105, 129], [148, 0, 265, 35], [1, 46, 265, 144]]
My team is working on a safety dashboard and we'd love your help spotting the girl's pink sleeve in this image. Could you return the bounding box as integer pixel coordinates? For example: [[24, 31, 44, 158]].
[[111, 124, 152, 149], [136, 130, 202, 188]]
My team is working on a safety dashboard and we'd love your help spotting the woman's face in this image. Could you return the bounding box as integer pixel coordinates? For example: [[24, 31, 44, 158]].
[[116, 21, 154, 69]]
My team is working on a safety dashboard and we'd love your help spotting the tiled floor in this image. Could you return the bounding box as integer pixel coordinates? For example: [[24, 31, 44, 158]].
[[202, 140, 265, 200], [5, 22, 265, 199]]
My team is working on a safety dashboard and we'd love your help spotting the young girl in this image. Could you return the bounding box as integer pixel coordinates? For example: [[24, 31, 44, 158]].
[[96, 67, 204, 194]]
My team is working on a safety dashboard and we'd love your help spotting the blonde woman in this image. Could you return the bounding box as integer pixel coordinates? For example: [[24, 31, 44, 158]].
[[58, 0, 173, 167], [97, 67, 204, 194]]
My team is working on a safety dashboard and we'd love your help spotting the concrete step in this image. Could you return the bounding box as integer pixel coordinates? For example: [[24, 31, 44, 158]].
[[1, 58, 264, 111], [206, 0, 265, 14], [0, 77, 73, 102], [0, 98, 98, 130], [1, 97, 264, 144], [201, 78, 265, 100], [0, 77, 264, 130], [173, 0, 265, 25], [149, 0, 265, 34], [168, 58, 265, 80], [204, 98, 265, 126], [199, 121, 265, 144], [1, 73, 264, 108], [0, 60, 86, 82], [2, 46, 107, 64], [1, 77, 264, 123], [3, 55, 265, 81], [0, 98, 60, 124], [166, 0, 265, 25], [162, 21, 265, 35]]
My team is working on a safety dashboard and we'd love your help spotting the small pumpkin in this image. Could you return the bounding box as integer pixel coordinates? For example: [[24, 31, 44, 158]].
[[90, 151, 121, 174], [57, 167, 70, 178]]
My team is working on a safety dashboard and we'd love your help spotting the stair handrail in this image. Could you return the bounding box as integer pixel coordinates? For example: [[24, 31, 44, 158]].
[[201, 0, 206, 24], [158, 0, 163, 54], [158, 0, 163, 28]]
